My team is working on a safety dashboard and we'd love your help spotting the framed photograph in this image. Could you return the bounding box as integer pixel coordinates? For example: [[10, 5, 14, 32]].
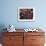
[[18, 7, 35, 21]]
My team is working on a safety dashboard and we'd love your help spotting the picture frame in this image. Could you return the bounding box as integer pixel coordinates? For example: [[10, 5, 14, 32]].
[[18, 7, 35, 21]]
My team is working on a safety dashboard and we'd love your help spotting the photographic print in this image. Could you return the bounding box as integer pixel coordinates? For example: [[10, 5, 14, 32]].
[[18, 7, 35, 21]]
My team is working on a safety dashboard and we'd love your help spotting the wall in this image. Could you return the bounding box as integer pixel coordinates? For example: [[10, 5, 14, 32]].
[[0, 0, 46, 29]]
